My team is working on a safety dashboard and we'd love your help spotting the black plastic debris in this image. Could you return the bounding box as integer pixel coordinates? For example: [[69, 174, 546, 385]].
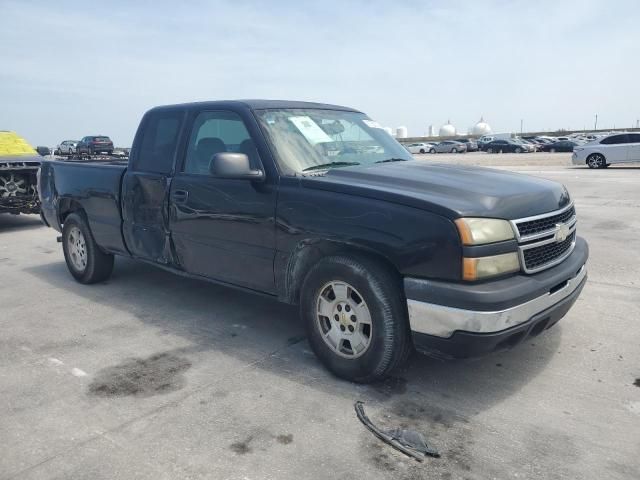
[[354, 401, 440, 462]]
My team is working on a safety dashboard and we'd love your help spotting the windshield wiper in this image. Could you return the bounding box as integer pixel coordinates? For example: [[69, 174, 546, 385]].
[[302, 161, 361, 171], [375, 158, 408, 164]]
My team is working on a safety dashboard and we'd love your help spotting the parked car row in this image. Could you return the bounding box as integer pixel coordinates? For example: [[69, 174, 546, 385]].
[[405, 140, 470, 154]]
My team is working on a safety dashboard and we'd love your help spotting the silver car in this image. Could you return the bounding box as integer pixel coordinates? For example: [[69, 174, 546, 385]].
[[55, 140, 79, 155], [429, 141, 467, 153]]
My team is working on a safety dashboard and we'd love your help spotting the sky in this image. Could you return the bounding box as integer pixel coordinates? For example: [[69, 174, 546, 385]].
[[1, 0, 638, 146]]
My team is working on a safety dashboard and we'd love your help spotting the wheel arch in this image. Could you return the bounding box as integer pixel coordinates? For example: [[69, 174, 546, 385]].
[[586, 151, 607, 164], [58, 198, 87, 226], [280, 239, 401, 305]]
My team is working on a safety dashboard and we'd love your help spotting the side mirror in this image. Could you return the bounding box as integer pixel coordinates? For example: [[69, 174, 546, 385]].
[[209, 152, 264, 181]]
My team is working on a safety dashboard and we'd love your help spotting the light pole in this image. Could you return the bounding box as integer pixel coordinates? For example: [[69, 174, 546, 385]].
[[594, 114, 598, 131], [520, 119, 523, 135]]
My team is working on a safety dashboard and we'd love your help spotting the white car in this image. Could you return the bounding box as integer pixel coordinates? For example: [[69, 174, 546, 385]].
[[55, 140, 79, 155], [405, 142, 434, 154], [572, 132, 640, 168]]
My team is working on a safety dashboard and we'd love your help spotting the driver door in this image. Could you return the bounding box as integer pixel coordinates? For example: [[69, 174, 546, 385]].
[[169, 110, 277, 294]]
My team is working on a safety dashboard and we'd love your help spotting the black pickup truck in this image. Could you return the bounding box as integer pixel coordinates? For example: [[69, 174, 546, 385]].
[[39, 100, 588, 382]]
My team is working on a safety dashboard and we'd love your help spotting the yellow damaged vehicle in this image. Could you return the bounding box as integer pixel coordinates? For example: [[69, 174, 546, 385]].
[[0, 131, 41, 214]]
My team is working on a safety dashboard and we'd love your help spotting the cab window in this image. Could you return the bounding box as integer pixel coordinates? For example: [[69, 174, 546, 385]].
[[183, 111, 257, 175]]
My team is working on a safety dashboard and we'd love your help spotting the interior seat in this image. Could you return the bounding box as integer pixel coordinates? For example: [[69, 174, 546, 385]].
[[195, 137, 226, 174]]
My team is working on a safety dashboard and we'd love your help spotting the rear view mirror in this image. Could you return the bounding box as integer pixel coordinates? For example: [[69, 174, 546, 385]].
[[209, 152, 264, 181]]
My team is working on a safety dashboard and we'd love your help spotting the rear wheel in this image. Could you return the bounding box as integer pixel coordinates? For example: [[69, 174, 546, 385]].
[[451, 148, 458, 153], [587, 153, 606, 169], [550, 148, 556, 153], [487, 148, 493, 153], [429, 148, 436, 154], [301, 255, 411, 383], [62, 213, 114, 284], [515, 147, 522, 153], [419, 149, 425, 154]]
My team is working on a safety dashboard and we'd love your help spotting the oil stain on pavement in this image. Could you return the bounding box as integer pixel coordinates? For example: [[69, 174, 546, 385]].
[[88, 352, 191, 397]]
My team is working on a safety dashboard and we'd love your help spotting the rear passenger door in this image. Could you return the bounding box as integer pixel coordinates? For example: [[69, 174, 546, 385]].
[[600, 134, 629, 163], [626, 133, 640, 162], [168, 110, 277, 293], [122, 108, 185, 264]]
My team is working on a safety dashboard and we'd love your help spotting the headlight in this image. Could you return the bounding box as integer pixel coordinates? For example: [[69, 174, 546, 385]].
[[462, 252, 520, 281], [455, 218, 515, 245]]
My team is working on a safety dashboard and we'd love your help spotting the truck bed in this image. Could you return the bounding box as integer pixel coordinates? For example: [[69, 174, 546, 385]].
[[39, 158, 129, 254], [51, 155, 128, 166]]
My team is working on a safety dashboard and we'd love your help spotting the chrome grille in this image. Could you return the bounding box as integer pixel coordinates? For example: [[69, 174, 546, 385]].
[[516, 206, 575, 237], [522, 232, 575, 270], [512, 203, 577, 273]]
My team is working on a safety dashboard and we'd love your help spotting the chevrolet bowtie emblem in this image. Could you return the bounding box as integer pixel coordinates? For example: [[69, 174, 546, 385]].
[[555, 223, 570, 243]]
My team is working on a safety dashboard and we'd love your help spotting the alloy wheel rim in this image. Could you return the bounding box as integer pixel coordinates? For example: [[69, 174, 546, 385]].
[[0, 174, 27, 198], [316, 281, 373, 359], [589, 155, 603, 168], [67, 226, 88, 271]]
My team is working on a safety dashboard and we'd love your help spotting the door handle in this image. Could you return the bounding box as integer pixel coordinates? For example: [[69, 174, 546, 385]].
[[172, 190, 189, 203]]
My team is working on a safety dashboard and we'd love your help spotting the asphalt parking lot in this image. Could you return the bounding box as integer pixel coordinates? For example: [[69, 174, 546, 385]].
[[1, 153, 639, 480]]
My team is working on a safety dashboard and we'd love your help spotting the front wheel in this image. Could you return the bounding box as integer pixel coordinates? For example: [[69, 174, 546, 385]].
[[429, 148, 436, 154], [587, 153, 607, 169], [300, 255, 411, 383], [451, 148, 458, 153], [487, 148, 493, 153], [62, 213, 114, 284], [515, 147, 522, 153], [419, 149, 425, 154]]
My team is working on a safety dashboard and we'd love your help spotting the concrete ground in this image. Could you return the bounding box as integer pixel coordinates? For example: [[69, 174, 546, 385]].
[[1, 153, 639, 480]]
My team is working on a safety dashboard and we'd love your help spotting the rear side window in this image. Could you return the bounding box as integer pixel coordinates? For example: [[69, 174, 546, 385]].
[[134, 110, 184, 174], [601, 134, 629, 145], [628, 133, 640, 143]]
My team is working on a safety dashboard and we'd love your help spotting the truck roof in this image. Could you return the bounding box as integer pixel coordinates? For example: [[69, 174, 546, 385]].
[[147, 99, 362, 113]]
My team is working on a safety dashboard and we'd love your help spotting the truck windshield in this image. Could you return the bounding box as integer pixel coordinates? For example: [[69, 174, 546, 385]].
[[255, 109, 412, 174]]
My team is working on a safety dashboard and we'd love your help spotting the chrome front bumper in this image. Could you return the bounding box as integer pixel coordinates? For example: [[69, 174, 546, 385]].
[[407, 265, 587, 338]]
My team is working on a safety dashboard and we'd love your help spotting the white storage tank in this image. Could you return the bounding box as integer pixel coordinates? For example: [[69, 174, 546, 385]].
[[396, 126, 408, 138], [439, 121, 456, 137], [472, 117, 492, 136]]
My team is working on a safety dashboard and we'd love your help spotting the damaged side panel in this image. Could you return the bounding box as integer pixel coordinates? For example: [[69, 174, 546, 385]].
[[121, 173, 174, 264]]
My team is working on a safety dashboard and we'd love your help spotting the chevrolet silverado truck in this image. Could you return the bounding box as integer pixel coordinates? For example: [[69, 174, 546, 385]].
[[0, 131, 41, 215], [39, 100, 588, 382]]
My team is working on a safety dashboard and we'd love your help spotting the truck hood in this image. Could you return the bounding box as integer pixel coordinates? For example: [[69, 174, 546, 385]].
[[301, 161, 571, 219]]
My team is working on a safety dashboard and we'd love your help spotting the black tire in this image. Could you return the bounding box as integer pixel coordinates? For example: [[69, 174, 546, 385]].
[[451, 148, 458, 153], [62, 213, 114, 284], [300, 254, 411, 383], [419, 149, 425, 154], [515, 147, 522, 153], [429, 148, 436, 154], [487, 148, 493, 154]]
